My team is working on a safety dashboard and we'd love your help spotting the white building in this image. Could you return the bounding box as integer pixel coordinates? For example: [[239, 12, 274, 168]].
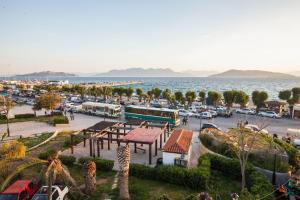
[[162, 129, 193, 167]]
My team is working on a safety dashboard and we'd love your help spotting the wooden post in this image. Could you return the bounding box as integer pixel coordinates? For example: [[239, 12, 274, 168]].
[[70, 134, 74, 154], [101, 138, 104, 149], [134, 143, 137, 153], [124, 124, 126, 135], [92, 139, 96, 158], [155, 140, 157, 156], [108, 134, 110, 150], [164, 130, 166, 142], [89, 138, 93, 157], [149, 144, 152, 165], [97, 139, 100, 157], [160, 134, 162, 148]]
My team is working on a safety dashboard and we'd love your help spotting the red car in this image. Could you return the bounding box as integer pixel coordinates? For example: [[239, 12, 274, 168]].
[[0, 180, 40, 200]]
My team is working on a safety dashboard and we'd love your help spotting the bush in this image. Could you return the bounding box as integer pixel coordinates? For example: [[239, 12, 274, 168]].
[[0, 115, 7, 120], [63, 134, 84, 148], [129, 164, 209, 190], [38, 149, 57, 160], [274, 138, 300, 169], [199, 154, 274, 200], [14, 113, 35, 119], [53, 116, 69, 125], [78, 157, 114, 171], [58, 155, 76, 166]]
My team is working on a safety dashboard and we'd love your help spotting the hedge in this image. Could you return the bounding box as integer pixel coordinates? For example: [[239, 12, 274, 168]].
[[199, 154, 274, 200], [0, 115, 7, 120], [129, 164, 209, 190], [274, 138, 300, 169], [58, 155, 76, 166], [14, 113, 36, 119], [78, 157, 114, 171], [38, 149, 58, 160], [53, 116, 69, 125]]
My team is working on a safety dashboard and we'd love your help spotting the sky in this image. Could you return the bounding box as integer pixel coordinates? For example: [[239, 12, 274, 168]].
[[0, 0, 300, 74]]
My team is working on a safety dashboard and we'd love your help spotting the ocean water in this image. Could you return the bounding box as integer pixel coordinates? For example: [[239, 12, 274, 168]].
[[2, 76, 300, 99]]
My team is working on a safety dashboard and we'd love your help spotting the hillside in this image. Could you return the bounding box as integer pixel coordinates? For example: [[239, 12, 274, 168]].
[[16, 71, 75, 77], [210, 69, 296, 79], [95, 68, 183, 77]]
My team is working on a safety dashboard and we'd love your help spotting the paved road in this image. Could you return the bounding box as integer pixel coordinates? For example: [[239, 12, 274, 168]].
[[183, 113, 300, 137]]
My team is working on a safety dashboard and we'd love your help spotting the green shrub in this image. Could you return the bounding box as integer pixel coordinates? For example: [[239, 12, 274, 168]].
[[274, 138, 300, 169], [200, 154, 274, 200], [157, 194, 171, 200], [129, 164, 209, 190], [14, 113, 35, 119], [53, 116, 69, 125], [38, 149, 57, 160], [58, 155, 76, 166], [51, 111, 63, 116], [78, 157, 114, 171], [63, 134, 84, 148], [0, 115, 7, 120]]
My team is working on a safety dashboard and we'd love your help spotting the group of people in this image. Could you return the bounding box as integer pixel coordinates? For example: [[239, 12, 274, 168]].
[[63, 109, 75, 120]]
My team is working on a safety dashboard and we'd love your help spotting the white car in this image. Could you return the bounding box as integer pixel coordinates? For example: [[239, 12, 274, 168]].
[[178, 109, 193, 117], [208, 110, 218, 118], [236, 108, 256, 115], [258, 111, 281, 118], [32, 185, 69, 200], [194, 111, 212, 119], [245, 124, 269, 134]]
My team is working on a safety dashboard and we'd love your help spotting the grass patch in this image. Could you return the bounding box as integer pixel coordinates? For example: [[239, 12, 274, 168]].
[[0, 115, 62, 125], [18, 132, 53, 148]]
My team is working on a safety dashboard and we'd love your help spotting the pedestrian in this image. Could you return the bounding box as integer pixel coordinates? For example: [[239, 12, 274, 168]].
[[45, 110, 47, 116], [64, 109, 67, 116]]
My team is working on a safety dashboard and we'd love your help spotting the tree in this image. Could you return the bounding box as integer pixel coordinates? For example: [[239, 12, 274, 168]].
[[84, 160, 96, 194], [162, 89, 172, 104], [117, 144, 130, 200], [174, 91, 184, 104], [233, 121, 269, 189], [234, 91, 249, 108], [278, 90, 292, 102], [152, 88, 162, 100], [102, 86, 113, 102], [74, 85, 86, 100], [113, 87, 126, 103], [185, 91, 196, 106], [0, 96, 14, 137], [252, 90, 268, 112], [32, 100, 42, 116], [198, 91, 206, 105], [0, 140, 26, 159], [292, 87, 300, 104], [125, 87, 134, 101], [207, 91, 222, 106], [223, 90, 237, 108], [136, 88, 144, 102], [37, 92, 61, 113], [88, 86, 98, 100], [147, 90, 154, 102]]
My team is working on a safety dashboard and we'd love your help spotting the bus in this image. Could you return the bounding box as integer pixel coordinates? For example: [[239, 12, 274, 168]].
[[125, 105, 180, 126], [81, 102, 121, 117]]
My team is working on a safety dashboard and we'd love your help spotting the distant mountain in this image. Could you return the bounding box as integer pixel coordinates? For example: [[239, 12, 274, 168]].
[[15, 71, 76, 77], [210, 69, 296, 79], [95, 67, 218, 77], [95, 68, 184, 77], [288, 71, 300, 77]]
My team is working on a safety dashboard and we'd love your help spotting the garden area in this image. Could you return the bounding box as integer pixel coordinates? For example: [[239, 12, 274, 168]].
[[199, 128, 296, 172]]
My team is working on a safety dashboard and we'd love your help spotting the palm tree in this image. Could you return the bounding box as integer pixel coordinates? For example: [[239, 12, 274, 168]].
[[234, 91, 249, 108], [185, 91, 196, 106], [207, 91, 222, 106], [223, 90, 237, 108], [152, 88, 162, 100], [174, 91, 184, 104], [162, 89, 172, 104], [117, 144, 130, 200], [136, 88, 144, 102], [126, 87, 134, 101], [84, 160, 96, 194], [44, 154, 81, 199], [102, 86, 113, 102], [198, 91, 206, 105], [147, 90, 154, 103]]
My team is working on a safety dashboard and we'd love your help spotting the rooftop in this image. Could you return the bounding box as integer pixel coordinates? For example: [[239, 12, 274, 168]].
[[163, 129, 193, 154], [2, 180, 32, 194], [123, 127, 163, 144]]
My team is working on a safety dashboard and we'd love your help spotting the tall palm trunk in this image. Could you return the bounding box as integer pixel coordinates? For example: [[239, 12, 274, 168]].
[[84, 160, 96, 194], [117, 144, 130, 200], [6, 116, 10, 137]]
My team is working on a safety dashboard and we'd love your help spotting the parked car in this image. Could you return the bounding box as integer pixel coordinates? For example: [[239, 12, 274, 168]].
[[258, 111, 281, 118], [0, 180, 40, 200], [217, 108, 232, 118], [208, 110, 218, 118], [32, 185, 69, 200], [178, 109, 193, 117], [245, 124, 269, 134], [201, 123, 221, 131], [235, 108, 256, 115], [194, 111, 212, 119]]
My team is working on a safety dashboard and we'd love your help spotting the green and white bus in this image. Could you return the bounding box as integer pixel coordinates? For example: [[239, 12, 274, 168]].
[[125, 105, 180, 126]]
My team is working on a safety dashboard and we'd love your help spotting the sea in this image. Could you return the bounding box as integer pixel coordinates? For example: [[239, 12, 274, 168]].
[[1, 76, 300, 100]]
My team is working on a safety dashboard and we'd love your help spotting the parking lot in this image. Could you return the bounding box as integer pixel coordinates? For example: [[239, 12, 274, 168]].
[[182, 113, 300, 137]]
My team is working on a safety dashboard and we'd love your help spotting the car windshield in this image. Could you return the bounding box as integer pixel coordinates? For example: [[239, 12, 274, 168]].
[[0, 194, 18, 200], [32, 194, 48, 200]]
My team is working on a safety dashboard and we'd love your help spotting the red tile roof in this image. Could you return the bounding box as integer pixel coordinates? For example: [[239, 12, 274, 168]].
[[123, 127, 162, 144], [163, 129, 193, 154]]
